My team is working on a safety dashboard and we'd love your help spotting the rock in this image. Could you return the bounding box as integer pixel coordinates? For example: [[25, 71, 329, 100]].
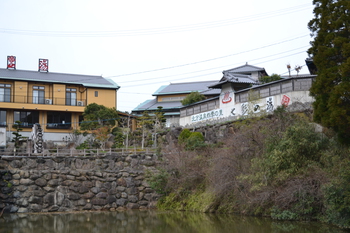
[[126, 203, 139, 209], [91, 198, 107, 206], [17, 208, 28, 213], [20, 179, 34, 185], [35, 178, 47, 187]]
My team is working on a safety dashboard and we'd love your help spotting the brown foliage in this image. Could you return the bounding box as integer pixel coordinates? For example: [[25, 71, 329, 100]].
[[160, 111, 327, 216]]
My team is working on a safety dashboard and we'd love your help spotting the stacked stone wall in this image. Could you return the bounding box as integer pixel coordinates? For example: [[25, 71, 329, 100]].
[[0, 153, 161, 213]]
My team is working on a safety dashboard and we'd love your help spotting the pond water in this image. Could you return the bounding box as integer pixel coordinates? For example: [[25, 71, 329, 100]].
[[0, 210, 348, 233]]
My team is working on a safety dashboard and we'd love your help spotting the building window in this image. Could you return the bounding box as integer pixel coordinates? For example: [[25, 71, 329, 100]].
[[0, 110, 6, 127], [14, 111, 39, 127], [33, 86, 45, 104], [78, 114, 84, 126], [95, 91, 98, 97], [47, 111, 71, 129], [0, 84, 11, 102], [66, 88, 77, 106]]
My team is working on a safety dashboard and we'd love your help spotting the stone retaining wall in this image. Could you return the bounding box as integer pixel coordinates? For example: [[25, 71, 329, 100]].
[[0, 153, 161, 213]]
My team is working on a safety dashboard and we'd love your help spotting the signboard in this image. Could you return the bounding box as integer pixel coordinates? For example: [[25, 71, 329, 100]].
[[7, 56, 16, 69], [38, 58, 49, 72], [281, 95, 291, 107], [191, 109, 224, 123], [221, 92, 232, 104]]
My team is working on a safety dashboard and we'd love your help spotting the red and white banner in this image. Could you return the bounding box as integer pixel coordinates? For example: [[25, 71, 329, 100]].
[[38, 58, 49, 72], [7, 56, 16, 69]]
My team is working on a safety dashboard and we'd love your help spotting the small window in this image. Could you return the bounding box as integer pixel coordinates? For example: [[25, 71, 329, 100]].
[[0, 84, 11, 102], [0, 110, 6, 126], [95, 91, 98, 97]]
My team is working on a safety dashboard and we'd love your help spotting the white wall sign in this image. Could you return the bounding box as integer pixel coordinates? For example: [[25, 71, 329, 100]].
[[191, 109, 224, 122]]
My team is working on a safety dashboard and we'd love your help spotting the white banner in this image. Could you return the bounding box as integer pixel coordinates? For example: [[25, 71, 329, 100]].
[[191, 109, 224, 122]]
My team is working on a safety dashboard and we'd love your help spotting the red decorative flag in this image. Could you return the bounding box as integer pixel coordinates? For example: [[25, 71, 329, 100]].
[[38, 59, 49, 72], [281, 95, 291, 107], [7, 56, 16, 69]]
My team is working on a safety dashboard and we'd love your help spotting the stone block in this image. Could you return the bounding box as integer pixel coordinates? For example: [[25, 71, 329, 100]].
[[35, 178, 47, 187], [48, 179, 59, 186], [83, 203, 92, 210], [91, 187, 100, 194], [126, 203, 139, 209], [82, 192, 95, 199], [106, 195, 116, 204], [91, 198, 107, 206], [78, 185, 90, 194], [44, 193, 55, 205], [67, 193, 80, 200], [29, 196, 42, 204], [116, 198, 127, 206], [96, 192, 108, 199], [20, 178, 34, 185], [128, 195, 138, 203], [17, 208, 28, 213]]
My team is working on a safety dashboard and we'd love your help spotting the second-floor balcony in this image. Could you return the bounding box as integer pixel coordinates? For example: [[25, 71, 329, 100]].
[[0, 94, 86, 107]]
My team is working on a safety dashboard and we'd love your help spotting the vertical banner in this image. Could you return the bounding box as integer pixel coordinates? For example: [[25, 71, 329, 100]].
[[38, 58, 49, 72], [7, 56, 16, 69]]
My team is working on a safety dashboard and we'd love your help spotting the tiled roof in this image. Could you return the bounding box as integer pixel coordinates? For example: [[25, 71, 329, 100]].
[[209, 73, 258, 89], [0, 68, 120, 89], [223, 63, 266, 74], [153, 80, 218, 96], [133, 98, 183, 111]]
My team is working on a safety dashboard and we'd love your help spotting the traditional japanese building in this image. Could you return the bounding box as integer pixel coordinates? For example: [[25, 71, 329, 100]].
[[131, 80, 221, 127]]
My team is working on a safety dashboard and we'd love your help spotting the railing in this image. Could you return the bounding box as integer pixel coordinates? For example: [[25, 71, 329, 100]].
[[0, 94, 86, 107], [0, 147, 158, 157]]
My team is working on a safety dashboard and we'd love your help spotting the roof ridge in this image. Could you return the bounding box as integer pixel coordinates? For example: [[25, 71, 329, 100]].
[[0, 67, 102, 78]]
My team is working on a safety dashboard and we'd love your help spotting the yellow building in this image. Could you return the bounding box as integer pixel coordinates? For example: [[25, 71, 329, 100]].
[[0, 66, 120, 145]]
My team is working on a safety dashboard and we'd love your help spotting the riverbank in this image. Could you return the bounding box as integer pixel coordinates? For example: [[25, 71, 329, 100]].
[[153, 109, 350, 229]]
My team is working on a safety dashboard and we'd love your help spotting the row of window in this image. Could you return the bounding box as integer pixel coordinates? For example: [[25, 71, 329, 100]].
[[0, 84, 87, 106], [0, 110, 75, 129]]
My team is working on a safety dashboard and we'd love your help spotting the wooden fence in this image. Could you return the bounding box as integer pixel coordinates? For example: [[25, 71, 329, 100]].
[[0, 147, 157, 157]]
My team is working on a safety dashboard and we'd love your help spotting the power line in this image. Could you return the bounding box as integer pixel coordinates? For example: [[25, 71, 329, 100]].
[[0, 4, 311, 37], [110, 35, 309, 78], [120, 49, 308, 88], [117, 45, 310, 84]]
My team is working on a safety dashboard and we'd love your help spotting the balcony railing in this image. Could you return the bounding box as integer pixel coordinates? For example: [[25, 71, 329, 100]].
[[0, 94, 86, 107]]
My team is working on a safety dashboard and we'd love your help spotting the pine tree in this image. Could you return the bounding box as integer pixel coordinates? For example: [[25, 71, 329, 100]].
[[308, 0, 350, 142], [181, 91, 206, 106]]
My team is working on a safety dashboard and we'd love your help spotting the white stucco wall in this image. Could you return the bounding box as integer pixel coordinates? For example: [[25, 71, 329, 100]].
[[179, 90, 314, 127]]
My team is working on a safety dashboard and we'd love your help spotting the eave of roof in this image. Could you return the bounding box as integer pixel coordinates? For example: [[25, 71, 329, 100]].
[[234, 75, 317, 94], [0, 68, 120, 89], [132, 98, 183, 112]]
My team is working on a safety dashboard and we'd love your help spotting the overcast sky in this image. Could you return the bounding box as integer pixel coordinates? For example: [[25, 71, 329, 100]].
[[0, 0, 315, 113]]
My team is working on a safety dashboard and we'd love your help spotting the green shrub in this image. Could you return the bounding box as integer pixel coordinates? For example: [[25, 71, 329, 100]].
[[185, 132, 205, 151], [178, 129, 192, 145], [178, 129, 206, 151], [249, 121, 328, 187], [322, 158, 350, 228], [147, 169, 170, 195]]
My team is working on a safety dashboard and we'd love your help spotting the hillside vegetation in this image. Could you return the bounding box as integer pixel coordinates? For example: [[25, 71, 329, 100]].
[[149, 108, 350, 229]]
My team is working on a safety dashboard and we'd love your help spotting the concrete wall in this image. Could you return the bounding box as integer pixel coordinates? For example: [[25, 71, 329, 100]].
[[0, 153, 160, 213]]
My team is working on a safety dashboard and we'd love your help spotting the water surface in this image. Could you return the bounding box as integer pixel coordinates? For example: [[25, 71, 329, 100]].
[[0, 210, 348, 233]]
